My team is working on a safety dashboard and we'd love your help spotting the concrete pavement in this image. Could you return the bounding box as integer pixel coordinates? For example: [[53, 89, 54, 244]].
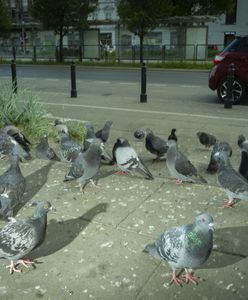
[[0, 78, 248, 299]]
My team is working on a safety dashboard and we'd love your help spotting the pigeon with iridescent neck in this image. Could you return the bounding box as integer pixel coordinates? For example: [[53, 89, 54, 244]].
[[143, 213, 214, 286]]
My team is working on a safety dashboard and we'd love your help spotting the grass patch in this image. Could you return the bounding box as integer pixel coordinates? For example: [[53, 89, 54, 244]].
[[0, 81, 86, 143]]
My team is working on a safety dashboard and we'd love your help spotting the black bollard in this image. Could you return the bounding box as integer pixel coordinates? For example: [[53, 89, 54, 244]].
[[70, 61, 77, 98], [224, 63, 235, 109], [140, 63, 147, 103], [11, 60, 17, 94]]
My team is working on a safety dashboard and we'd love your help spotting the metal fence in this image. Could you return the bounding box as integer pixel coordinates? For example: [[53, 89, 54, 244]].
[[0, 44, 224, 62]]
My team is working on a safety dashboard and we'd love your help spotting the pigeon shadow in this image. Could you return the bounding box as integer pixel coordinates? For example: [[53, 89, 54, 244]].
[[14, 161, 55, 214], [29, 202, 108, 260], [201, 226, 248, 269]]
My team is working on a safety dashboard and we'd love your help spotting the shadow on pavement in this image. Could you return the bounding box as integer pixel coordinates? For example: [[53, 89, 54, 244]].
[[14, 161, 55, 215], [30, 202, 108, 260], [202, 225, 248, 269]]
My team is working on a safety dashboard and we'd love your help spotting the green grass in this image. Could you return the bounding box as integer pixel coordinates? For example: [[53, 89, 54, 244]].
[[0, 82, 86, 143]]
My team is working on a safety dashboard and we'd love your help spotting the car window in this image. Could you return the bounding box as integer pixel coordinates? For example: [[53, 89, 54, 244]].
[[232, 37, 248, 52]]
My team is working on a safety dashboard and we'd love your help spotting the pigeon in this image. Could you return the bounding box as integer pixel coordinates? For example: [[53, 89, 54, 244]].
[[168, 128, 178, 142], [0, 189, 13, 219], [207, 141, 232, 173], [64, 139, 102, 192], [0, 132, 31, 161], [58, 132, 82, 161], [237, 135, 248, 180], [112, 137, 153, 180], [197, 132, 216, 148], [214, 151, 248, 208], [2, 118, 31, 153], [145, 128, 168, 161], [35, 133, 60, 161], [54, 119, 68, 134], [95, 120, 113, 143], [134, 129, 145, 140], [83, 122, 112, 164], [143, 213, 214, 286], [166, 140, 206, 184], [0, 155, 26, 209], [0, 200, 54, 274]]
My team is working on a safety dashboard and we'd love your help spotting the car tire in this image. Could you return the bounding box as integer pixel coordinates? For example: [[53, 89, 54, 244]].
[[217, 77, 247, 104]]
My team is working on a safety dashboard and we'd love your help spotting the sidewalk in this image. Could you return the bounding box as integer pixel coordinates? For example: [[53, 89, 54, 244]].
[[0, 86, 247, 300]]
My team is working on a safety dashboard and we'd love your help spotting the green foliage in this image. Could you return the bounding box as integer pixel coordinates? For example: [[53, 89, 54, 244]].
[[32, 0, 97, 62], [0, 0, 11, 38], [0, 82, 85, 143]]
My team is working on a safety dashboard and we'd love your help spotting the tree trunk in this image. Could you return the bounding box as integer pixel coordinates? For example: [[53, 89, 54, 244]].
[[59, 28, 64, 63], [139, 34, 144, 64]]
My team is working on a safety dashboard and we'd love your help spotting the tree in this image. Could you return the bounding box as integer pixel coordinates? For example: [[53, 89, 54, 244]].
[[118, 0, 173, 64], [32, 0, 97, 62], [0, 0, 11, 38], [117, 0, 235, 64]]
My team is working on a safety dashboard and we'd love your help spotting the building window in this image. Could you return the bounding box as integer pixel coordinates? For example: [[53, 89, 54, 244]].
[[225, 0, 237, 24]]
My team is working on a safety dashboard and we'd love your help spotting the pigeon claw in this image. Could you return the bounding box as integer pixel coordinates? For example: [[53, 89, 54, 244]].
[[169, 271, 182, 287], [221, 199, 234, 208], [115, 170, 129, 175], [182, 271, 199, 285], [175, 179, 183, 185]]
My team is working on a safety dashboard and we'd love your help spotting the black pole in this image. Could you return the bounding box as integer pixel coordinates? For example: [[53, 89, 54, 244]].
[[12, 46, 16, 60], [140, 62, 147, 103], [70, 61, 77, 98], [224, 63, 235, 109], [33, 45, 37, 62], [11, 60, 17, 94]]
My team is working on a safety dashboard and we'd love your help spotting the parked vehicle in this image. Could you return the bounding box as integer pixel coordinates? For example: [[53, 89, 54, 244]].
[[208, 35, 248, 104]]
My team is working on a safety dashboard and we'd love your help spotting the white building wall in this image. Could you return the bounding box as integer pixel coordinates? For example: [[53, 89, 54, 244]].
[[207, 0, 248, 46]]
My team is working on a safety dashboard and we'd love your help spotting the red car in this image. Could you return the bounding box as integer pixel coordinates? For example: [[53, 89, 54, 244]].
[[209, 36, 248, 104]]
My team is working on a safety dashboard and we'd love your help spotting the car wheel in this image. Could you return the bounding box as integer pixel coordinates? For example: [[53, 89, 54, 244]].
[[217, 77, 247, 104]]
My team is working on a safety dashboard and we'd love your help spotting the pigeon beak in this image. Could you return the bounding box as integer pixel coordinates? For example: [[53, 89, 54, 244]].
[[209, 222, 214, 231], [50, 206, 56, 213]]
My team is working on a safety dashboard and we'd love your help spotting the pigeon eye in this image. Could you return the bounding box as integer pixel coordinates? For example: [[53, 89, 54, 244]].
[[201, 218, 205, 223]]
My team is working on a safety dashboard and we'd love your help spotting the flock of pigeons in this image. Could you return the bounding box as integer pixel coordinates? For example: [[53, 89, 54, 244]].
[[0, 117, 247, 287]]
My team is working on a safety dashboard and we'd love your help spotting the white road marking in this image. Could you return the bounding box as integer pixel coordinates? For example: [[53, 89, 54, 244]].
[[38, 101, 248, 122], [180, 85, 201, 88]]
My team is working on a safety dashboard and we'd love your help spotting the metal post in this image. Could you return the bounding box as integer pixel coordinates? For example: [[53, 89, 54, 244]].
[[79, 45, 82, 62], [11, 60, 17, 94], [33, 45, 37, 62], [70, 61, 77, 98], [12, 46, 16, 60], [140, 63, 147, 103], [224, 63, 235, 109], [161, 45, 165, 62]]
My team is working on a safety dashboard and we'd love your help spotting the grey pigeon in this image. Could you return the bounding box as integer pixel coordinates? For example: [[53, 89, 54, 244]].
[[0, 189, 13, 219], [214, 151, 248, 208], [197, 132, 216, 148], [64, 139, 102, 192], [35, 133, 60, 161], [168, 128, 178, 142], [0, 132, 31, 161], [145, 128, 168, 161], [0, 200, 54, 274], [3, 118, 31, 153], [237, 135, 248, 180], [112, 137, 153, 180], [207, 141, 232, 173], [95, 120, 113, 143], [58, 132, 82, 161], [83, 122, 112, 164], [166, 140, 206, 184], [134, 129, 145, 140], [144, 213, 214, 286], [54, 119, 68, 134], [0, 155, 26, 217]]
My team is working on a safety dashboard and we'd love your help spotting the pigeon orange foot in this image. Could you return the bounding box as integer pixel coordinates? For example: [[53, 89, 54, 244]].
[[8, 258, 34, 274], [182, 270, 199, 285], [169, 271, 182, 286]]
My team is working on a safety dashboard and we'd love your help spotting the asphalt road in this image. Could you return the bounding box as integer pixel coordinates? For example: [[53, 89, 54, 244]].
[[0, 64, 209, 86]]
